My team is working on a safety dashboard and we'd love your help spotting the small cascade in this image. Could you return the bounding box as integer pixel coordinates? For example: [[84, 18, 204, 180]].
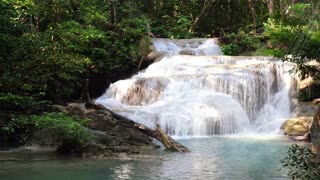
[[152, 38, 223, 56], [97, 39, 297, 136]]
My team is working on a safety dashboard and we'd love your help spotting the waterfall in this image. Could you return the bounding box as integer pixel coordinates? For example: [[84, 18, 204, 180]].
[[96, 38, 296, 136]]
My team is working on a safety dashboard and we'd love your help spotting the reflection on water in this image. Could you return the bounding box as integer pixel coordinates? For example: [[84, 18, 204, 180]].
[[0, 136, 307, 180], [112, 164, 134, 179]]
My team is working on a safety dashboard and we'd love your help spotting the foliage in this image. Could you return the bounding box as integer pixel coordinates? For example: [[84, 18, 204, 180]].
[[221, 30, 261, 55], [264, 3, 320, 67], [0, 112, 91, 146], [254, 46, 282, 56], [31, 112, 91, 145], [0, 113, 35, 145], [151, 15, 194, 39], [222, 44, 241, 56], [0, 93, 49, 106], [264, 2, 320, 100], [0, 0, 149, 100], [281, 144, 320, 179]]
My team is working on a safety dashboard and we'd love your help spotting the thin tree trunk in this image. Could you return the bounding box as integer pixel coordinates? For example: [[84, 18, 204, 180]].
[[248, 0, 257, 33], [279, 0, 284, 17], [313, 0, 320, 14], [109, 0, 116, 24], [267, 0, 274, 17], [137, 57, 144, 71], [189, 0, 215, 33], [79, 78, 91, 103], [146, 21, 155, 37]]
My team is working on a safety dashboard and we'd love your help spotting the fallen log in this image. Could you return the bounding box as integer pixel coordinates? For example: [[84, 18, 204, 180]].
[[85, 102, 190, 152]]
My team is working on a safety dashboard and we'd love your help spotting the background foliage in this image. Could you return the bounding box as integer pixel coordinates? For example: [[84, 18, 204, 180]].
[[1, 0, 318, 101]]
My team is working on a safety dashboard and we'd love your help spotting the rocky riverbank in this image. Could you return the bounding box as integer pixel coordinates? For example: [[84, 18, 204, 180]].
[[0, 101, 189, 158]]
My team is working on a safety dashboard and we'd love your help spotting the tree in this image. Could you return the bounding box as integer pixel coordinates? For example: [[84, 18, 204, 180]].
[[248, 0, 257, 33], [267, 0, 274, 17]]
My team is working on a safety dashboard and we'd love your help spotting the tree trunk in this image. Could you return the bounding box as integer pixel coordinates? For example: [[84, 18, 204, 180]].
[[79, 78, 91, 103], [146, 21, 155, 38], [279, 0, 284, 17], [109, 0, 116, 24], [313, 0, 320, 14], [267, 0, 274, 17], [248, 0, 257, 33], [189, 0, 215, 33]]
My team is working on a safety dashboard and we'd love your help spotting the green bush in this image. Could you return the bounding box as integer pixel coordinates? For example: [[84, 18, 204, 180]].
[[254, 47, 282, 56], [281, 144, 320, 179], [222, 44, 240, 55], [0, 93, 49, 106], [31, 112, 91, 145], [0, 112, 91, 147], [221, 30, 261, 55]]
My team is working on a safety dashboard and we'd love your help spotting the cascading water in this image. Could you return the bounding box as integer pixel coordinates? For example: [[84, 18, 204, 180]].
[[96, 38, 296, 137]]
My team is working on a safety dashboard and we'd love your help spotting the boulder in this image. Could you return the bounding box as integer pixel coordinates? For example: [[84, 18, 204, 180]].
[[146, 51, 165, 61], [281, 116, 313, 136], [65, 103, 153, 147], [60, 102, 189, 156]]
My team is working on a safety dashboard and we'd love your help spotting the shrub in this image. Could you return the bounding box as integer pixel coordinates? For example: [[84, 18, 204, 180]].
[[0, 112, 92, 147], [281, 144, 320, 179], [221, 30, 261, 55], [222, 44, 240, 55], [31, 112, 91, 145], [0, 93, 49, 107]]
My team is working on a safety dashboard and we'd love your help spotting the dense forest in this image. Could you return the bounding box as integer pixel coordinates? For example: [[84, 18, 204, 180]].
[[0, 0, 319, 178], [1, 0, 319, 102]]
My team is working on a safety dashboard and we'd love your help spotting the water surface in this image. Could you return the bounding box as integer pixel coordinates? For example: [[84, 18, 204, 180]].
[[0, 136, 305, 180]]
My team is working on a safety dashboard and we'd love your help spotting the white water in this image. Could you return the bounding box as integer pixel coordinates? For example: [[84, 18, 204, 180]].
[[97, 39, 296, 136], [152, 38, 223, 56]]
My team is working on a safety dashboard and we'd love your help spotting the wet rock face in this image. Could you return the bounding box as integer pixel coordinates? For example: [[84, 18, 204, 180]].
[[311, 108, 320, 154]]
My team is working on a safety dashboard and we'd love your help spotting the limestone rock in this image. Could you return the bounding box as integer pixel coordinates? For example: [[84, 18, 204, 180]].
[[313, 98, 320, 105], [281, 116, 313, 136], [50, 105, 66, 112], [146, 51, 164, 61]]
